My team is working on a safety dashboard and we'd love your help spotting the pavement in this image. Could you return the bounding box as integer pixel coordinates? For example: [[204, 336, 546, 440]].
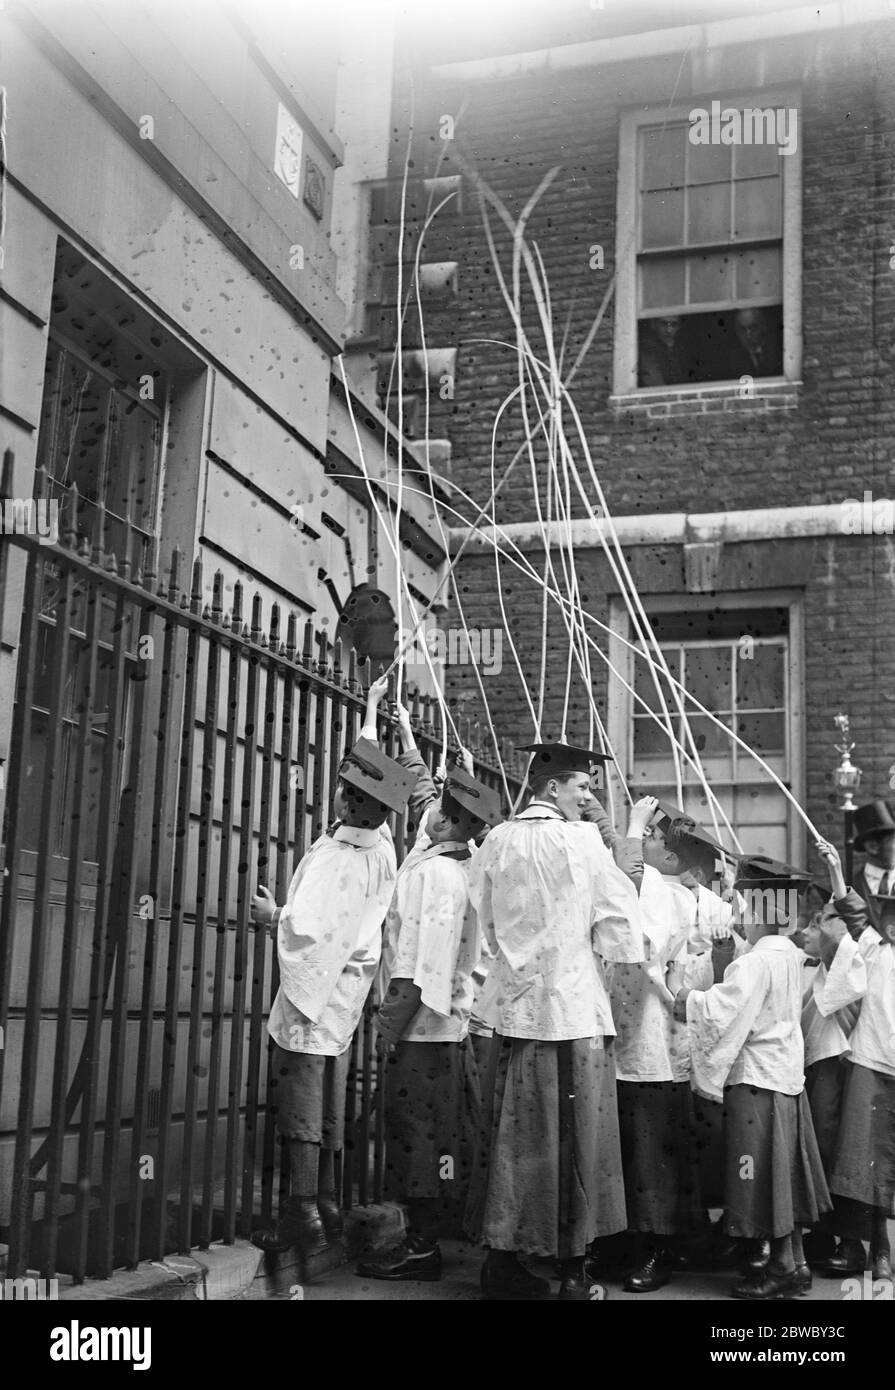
[[288, 1232, 895, 1303]]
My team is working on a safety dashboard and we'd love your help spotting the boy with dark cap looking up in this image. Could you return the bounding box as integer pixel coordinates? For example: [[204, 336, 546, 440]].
[[356, 764, 502, 1283], [466, 742, 647, 1301], [248, 676, 414, 1259]]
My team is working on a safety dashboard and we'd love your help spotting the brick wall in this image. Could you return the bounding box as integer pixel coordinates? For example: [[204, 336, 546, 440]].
[[387, 18, 895, 850]]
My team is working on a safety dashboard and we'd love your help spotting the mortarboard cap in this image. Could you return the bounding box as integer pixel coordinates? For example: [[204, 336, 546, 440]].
[[338, 738, 415, 815], [519, 742, 611, 789], [650, 800, 691, 831], [733, 854, 814, 894], [441, 768, 503, 830]]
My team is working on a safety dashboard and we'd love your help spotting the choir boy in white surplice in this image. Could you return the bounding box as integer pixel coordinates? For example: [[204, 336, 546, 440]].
[[248, 677, 413, 1261], [675, 857, 832, 1301], [607, 824, 703, 1292], [467, 743, 647, 1303], [355, 767, 502, 1284]]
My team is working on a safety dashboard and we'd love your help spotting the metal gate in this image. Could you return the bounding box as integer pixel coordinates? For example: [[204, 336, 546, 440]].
[[0, 457, 520, 1281]]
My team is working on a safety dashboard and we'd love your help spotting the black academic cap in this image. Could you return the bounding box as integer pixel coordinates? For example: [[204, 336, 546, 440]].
[[734, 854, 814, 893], [338, 738, 415, 814], [519, 742, 611, 783], [651, 800, 692, 830], [441, 768, 503, 830]]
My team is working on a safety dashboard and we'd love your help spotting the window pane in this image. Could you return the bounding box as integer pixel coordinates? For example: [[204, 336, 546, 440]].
[[733, 176, 781, 240], [639, 257, 686, 311], [685, 714, 733, 760], [733, 142, 781, 178], [688, 251, 734, 305], [738, 643, 784, 709], [734, 247, 782, 301], [736, 712, 785, 753], [633, 714, 674, 756], [641, 125, 686, 190], [641, 189, 684, 248], [683, 646, 732, 710], [686, 140, 731, 185], [687, 182, 730, 245], [50, 356, 112, 504], [106, 396, 160, 533]]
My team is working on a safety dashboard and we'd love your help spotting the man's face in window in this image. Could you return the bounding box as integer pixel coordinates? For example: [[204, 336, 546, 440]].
[[734, 308, 768, 354], [654, 316, 681, 349]]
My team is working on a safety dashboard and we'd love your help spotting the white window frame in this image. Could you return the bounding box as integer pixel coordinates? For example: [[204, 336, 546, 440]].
[[607, 590, 805, 864], [612, 88, 803, 395]]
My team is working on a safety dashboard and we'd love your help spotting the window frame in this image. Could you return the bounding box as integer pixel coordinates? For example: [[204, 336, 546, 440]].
[[612, 88, 803, 396], [607, 589, 806, 864]]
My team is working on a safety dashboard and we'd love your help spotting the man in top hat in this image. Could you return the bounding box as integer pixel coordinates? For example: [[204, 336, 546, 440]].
[[248, 676, 414, 1258], [675, 856, 831, 1298], [466, 741, 647, 1301], [356, 763, 502, 1283], [851, 798, 895, 932]]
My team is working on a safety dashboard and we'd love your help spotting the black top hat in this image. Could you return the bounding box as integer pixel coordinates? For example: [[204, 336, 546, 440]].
[[441, 768, 502, 830], [852, 799, 895, 853], [519, 742, 611, 785], [338, 738, 415, 815], [734, 854, 814, 894]]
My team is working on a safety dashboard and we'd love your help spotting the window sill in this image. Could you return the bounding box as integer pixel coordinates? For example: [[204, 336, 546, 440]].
[[609, 380, 801, 418]]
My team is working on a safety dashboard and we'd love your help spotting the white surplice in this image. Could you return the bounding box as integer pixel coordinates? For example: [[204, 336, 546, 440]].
[[609, 866, 711, 1083], [686, 934, 805, 1102], [800, 935, 867, 1067], [378, 841, 480, 1042], [846, 928, 895, 1079], [469, 803, 643, 1043], [267, 823, 397, 1056]]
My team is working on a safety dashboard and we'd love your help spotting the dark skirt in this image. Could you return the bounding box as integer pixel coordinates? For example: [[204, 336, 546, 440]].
[[470, 1032, 495, 1080], [617, 1080, 703, 1235], [805, 1056, 847, 1175], [691, 1094, 725, 1211], [829, 1062, 895, 1213], [722, 1084, 831, 1239], [383, 1039, 482, 1208], [268, 1044, 351, 1149], [466, 1035, 627, 1259]]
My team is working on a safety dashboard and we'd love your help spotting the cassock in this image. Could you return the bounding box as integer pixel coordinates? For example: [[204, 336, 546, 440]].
[[799, 933, 866, 1175], [376, 840, 483, 1210], [686, 937, 830, 1239], [466, 802, 643, 1259], [608, 866, 709, 1235]]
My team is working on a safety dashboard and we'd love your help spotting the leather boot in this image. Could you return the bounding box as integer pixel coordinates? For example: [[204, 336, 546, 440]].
[[872, 1251, 893, 1282], [317, 1195, 344, 1243], [624, 1250, 674, 1293], [251, 1196, 328, 1256], [815, 1238, 867, 1277], [731, 1268, 798, 1300], [356, 1232, 443, 1282]]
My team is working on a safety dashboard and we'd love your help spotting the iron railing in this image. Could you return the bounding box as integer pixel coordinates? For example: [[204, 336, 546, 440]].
[[0, 453, 522, 1280]]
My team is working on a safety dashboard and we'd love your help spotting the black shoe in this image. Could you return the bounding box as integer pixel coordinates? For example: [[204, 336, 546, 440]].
[[815, 1239, 867, 1277], [557, 1274, 608, 1301], [480, 1253, 551, 1301], [731, 1269, 798, 1300], [251, 1197, 328, 1256], [872, 1252, 893, 1282], [793, 1262, 812, 1295], [317, 1195, 344, 1243], [624, 1253, 674, 1293], [741, 1238, 771, 1274], [356, 1234, 442, 1282]]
